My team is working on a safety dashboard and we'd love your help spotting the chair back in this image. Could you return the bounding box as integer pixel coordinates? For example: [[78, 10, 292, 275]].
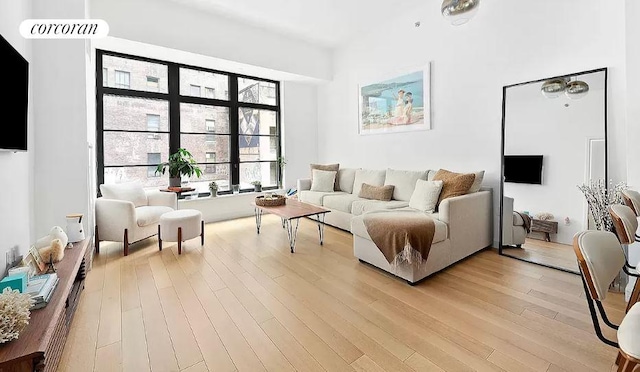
[[622, 189, 640, 216], [573, 230, 626, 301], [99, 182, 148, 207], [609, 204, 638, 245]]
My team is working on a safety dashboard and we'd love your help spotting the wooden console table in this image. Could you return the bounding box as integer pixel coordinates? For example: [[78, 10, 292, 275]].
[[0, 237, 91, 372], [531, 219, 558, 242]]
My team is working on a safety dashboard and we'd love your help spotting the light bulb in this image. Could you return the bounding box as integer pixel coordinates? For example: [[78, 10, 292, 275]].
[[441, 0, 480, 26]]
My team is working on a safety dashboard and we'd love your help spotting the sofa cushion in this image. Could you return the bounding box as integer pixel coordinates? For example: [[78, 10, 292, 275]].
[[351, 212, 448, 244], [353, 169, 386, 196], [384, 169, 428, 201], [409, 180, 444, 213], [311, 169, 337, 192], [100, 182, 148, 207], [323, 194, 364, 213], [310, 163, 340, 191], [359, 183, 394, 201], [433, 169, 476, 207], [299, 191, 343, 206], [136, 206, 173, 227], [469, 171, 485, 193], [337, 168, 359, 194], [351, 200, 410, 216]]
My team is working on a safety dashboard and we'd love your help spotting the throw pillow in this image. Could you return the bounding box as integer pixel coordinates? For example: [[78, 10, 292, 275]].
[[468, 170, 485, 193], [310, 163, 340, 191], [310, 169, 337, 192], [433, 169, 476, 207], [358, 183, 394, 201], [409, 180, 444, 213]]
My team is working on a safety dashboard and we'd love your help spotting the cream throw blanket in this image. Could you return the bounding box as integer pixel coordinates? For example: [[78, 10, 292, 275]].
[[363, 210, 436, 266]]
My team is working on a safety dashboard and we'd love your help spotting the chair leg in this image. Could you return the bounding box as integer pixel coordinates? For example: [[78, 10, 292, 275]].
[[158, 225, 162, 251], [124, 228, 129, 256], [201, 220, 204, 246], [617, 352, 624, 366], [95, 225, 100, 254], [624, 360, 637, 372], [178, 227, 182, 255]]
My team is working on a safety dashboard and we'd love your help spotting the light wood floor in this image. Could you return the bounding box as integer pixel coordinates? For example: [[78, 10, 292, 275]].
[[503, 238, 579, 273], [59, 216, 627, 372]]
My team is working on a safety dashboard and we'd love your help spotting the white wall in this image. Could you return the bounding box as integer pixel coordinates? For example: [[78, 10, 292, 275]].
[[32, 0, 90, 238], [89, 0, 332, 81], [317, 0, 627, 245], [504, 72, 606, 244], [282, 82, 319, 189], [0, 0, 33, 275]]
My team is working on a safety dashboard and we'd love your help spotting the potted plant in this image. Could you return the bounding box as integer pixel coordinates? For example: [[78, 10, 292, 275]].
[[208, 181, 218, 197], [251, 180, 262, 192], [155, 148, 203, 187]]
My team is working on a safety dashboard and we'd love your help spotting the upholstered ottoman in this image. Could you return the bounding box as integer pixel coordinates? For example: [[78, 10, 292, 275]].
[[158, 209, 204, 254]]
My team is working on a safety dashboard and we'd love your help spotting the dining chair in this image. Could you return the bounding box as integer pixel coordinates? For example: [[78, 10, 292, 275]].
[[573, 230, 640, 371]]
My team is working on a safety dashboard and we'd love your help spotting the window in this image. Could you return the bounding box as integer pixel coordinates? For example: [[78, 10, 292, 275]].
[[205, 119, 216, 132], [147, 153, 161, 177], [102, 68, 108, 86], [147, 76, 159, 89], [114, 70, 130, 89], [190, 84, 201, 97], [205, 152, 216, 173], [147, 114, 160, 132], [269, 127, 277, 152], [97, 50, 280, 193]]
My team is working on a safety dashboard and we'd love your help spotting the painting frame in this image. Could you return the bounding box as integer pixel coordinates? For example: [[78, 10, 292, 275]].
[[358, 63, 431, 136]]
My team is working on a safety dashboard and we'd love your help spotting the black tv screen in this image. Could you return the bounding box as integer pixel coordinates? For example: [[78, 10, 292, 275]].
[[504, 155, 543, 184], [0, 34, 28, 151]]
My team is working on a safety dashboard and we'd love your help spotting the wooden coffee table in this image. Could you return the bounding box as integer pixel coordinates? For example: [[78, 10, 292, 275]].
[[253, 199, 330, 253]]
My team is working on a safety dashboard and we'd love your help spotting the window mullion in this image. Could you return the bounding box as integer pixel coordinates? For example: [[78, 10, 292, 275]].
[[168, 64, 181, 155], [230, 75, 240, 186]]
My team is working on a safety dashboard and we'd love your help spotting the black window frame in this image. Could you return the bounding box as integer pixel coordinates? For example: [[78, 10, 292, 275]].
[[96, 49, 282, 197]]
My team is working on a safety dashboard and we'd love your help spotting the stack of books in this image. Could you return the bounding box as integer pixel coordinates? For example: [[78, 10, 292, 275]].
[[25, 273, 59, 310]]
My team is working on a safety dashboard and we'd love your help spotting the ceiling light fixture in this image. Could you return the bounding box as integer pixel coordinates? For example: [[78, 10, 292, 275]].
[[540, 78, 568, 99], [441, 0, 480, 26], [565, 80, 589, 100]]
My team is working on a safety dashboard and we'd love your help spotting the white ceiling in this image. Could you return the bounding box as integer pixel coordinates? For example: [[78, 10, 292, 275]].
[[167, 0, 426, 48]]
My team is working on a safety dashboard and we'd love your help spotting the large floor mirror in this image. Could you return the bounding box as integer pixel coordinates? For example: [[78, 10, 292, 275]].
[[499, 68, 607, 273]]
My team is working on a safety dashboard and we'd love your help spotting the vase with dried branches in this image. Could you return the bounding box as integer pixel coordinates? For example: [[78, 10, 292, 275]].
[[577, 179, 628, 232]]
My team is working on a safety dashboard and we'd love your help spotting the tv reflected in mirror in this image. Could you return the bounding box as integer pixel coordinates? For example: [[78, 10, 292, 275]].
[[504, 155, 543, 184]]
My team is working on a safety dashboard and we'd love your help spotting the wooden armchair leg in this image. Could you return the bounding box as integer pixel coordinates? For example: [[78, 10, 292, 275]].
[[95, 225, 100, 254], [201, 220, 204, 246], [124, 229, 129, 256]]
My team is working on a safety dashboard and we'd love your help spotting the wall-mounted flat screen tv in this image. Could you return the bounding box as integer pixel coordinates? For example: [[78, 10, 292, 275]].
[[0, 34, 28, 151], [504, 155, 543, 184]]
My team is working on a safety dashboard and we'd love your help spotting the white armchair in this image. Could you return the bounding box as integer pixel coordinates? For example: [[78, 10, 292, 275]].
[[95, 182, 177, 256], [502, 196, 527, 247]]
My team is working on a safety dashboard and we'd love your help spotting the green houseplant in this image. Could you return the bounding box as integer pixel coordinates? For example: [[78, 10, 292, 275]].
[[251, 180, 262, 192], [208, 181, 218, 197], [155, 148, 203, 187]]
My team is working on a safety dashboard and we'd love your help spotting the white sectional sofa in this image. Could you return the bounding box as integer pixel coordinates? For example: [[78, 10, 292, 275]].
[[297, 168, 493, 284]]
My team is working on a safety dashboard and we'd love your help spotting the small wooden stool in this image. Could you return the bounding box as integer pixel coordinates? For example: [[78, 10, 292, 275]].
[[158, 209, 204, 254]]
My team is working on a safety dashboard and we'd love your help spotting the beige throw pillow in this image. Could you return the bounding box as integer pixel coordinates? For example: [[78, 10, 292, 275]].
[[310, 169, 337, 192], [468, 170, 485, 193], [433, 169, 476, 207], [358, 183, 394, 201], [310, 163, 340, 191], [409, 180, 444, 213]]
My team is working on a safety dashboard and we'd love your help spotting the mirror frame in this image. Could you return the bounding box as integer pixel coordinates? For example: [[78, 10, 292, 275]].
[[498, 67, 608, 274]]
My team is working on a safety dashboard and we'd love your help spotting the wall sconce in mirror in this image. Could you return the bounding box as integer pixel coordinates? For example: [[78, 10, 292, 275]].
[[441, 0, 480, 26]]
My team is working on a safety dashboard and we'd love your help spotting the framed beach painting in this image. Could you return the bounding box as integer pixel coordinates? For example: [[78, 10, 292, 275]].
[[358, 64, 431, 135]]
